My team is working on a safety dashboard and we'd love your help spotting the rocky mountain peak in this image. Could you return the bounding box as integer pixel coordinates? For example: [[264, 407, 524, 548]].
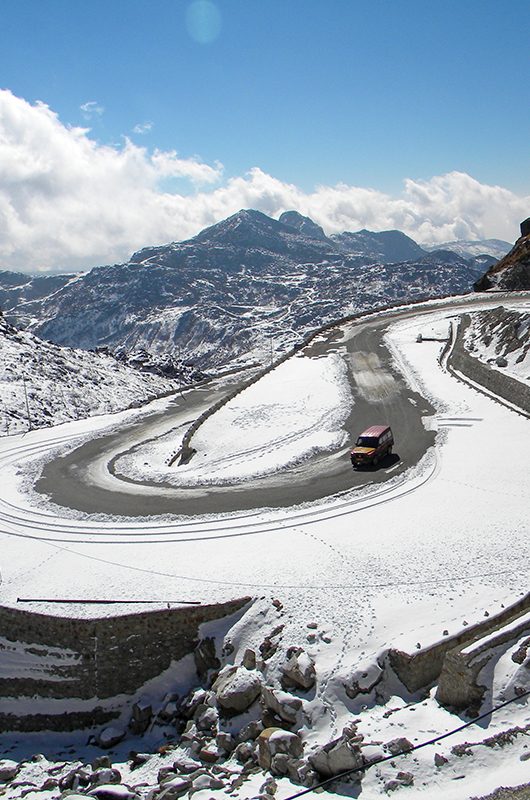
[[278, 210, 327, 240]]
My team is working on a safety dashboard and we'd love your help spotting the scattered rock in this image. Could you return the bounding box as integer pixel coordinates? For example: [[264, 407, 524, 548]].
[[259, 777, 278, 795], [216, 731, 236, 753], [258, 728, 304, 772], [129, 699, 153, 735], [309, 734, 364, 779], [384, 738, 413, 756], [59, 766, 92, 791], [233, 741, 257, 765], [238, 720, 264, 743], [195, 704, 219, 733], [0, 760, 20, 782], [91, 768, 122, 786], [242, 648, 257, 670], [384, 779, 402, 792], [261, 686, 303, 725], [280, 648, 316, 691], [92, 756, 113, 770], [88, 784, 139, 800], [190, 771, 225, 792], [434, 753, 448, 767], [96, 727, 126, 749], [172, 756, 202, 775], [198, 743, 222, 763], [396, 771, 414, 785], [180, 689, 210, 720], [155, 774, 192, 799], [213, 665, 262, 713]]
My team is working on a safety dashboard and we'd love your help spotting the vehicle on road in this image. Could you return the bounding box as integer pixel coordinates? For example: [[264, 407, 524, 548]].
[[350, 425, 393, 468]]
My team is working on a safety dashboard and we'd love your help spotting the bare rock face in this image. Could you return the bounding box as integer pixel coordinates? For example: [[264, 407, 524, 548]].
[[474, 219, 530, 291], [213, 666, 262, 713]]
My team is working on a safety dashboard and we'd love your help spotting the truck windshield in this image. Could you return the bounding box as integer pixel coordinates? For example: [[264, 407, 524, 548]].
[[356, 436, 379, 448]]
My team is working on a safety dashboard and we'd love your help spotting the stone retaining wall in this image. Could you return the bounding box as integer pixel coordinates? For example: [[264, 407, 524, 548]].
[[388, 591, 530, 694], [448, 315, 530, 414], [435, 611, 530, 714], [0, 597, 250, 731]]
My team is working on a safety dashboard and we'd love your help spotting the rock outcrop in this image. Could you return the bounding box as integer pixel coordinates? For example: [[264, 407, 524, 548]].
[[474, 218, 530, 291]]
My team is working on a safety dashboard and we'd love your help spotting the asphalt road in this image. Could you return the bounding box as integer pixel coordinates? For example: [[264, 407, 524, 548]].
[[37, 294, 526, 517]]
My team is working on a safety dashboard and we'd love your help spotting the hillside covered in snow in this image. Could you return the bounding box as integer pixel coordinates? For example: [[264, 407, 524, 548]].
[[0, 313, 185, 434]]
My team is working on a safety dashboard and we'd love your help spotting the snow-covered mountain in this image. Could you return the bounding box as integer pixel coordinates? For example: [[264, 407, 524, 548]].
[[422, 238, 512, 260], [0, 210, 494, 370], [0, 313, 197, 434]]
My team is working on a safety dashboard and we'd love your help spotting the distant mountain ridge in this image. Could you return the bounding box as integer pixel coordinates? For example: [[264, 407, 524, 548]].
[[0, 209, 507, 370]]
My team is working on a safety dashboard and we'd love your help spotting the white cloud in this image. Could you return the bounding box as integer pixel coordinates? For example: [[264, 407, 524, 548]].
[[80, 100, 105, 119], [0, 90, 527, 273], [133, 121, 153, 134]]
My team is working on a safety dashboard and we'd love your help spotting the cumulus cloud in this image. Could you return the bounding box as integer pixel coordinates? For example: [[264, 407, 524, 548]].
[[0, 90, 527, 273], [80, 100, 105, 119]]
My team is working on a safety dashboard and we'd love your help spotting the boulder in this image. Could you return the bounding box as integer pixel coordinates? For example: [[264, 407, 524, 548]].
[[242, 648, 257, 669], [213, 665, 262, 713], [195, 704, 219, 733], [172, 756, 202, 775], [309, 736, 364, 779], [344, 662, 383, 700], [233, 741, 258, 765], [179, 688, 210, 719], [385, 737, 413, 756], [88, 785, 139, 800], [155, 775, 192, 799], [237, 719, 264, 743], [216, 731, 236, 753], [190, 772, 225, 792], [257, 728, 303, 771], [0, 760, 20, 782], [90, 768, 122, 786], [280, 648, 316, 691], [96, 727, 126, 749], [261, 685, 302, 725], [129, 699, 152, 734]]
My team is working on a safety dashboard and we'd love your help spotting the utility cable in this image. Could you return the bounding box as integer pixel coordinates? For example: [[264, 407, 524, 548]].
[[283, 689, 530, 800]]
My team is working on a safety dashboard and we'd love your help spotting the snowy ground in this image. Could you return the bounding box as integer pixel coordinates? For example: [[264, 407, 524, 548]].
[[0, 297, 529, 799]]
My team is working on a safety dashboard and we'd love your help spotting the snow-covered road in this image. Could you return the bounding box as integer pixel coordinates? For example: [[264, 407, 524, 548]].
[[1, 294, 529, 798]]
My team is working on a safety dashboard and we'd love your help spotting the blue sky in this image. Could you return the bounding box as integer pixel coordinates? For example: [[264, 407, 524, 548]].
[[0, 0, 529, 270]]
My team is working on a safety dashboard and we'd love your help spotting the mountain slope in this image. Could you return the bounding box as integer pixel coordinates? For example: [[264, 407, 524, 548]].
[[474, 218, 530, 291], [0, 210, 487, 370], [0, 313, 183, 434]]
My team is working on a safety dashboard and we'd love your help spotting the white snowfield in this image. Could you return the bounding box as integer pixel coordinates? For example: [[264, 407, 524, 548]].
[[0, 294, 529, 799]]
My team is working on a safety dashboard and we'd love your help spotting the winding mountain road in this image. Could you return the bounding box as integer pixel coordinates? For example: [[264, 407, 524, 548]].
[[27, 293, 529, 519]]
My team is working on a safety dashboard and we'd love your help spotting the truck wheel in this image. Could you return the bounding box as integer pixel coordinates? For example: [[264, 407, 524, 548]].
[[387, 446, 392, 456]]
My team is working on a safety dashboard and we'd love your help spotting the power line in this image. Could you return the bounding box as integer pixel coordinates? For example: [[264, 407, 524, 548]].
[[283, 689, 530, 800]]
